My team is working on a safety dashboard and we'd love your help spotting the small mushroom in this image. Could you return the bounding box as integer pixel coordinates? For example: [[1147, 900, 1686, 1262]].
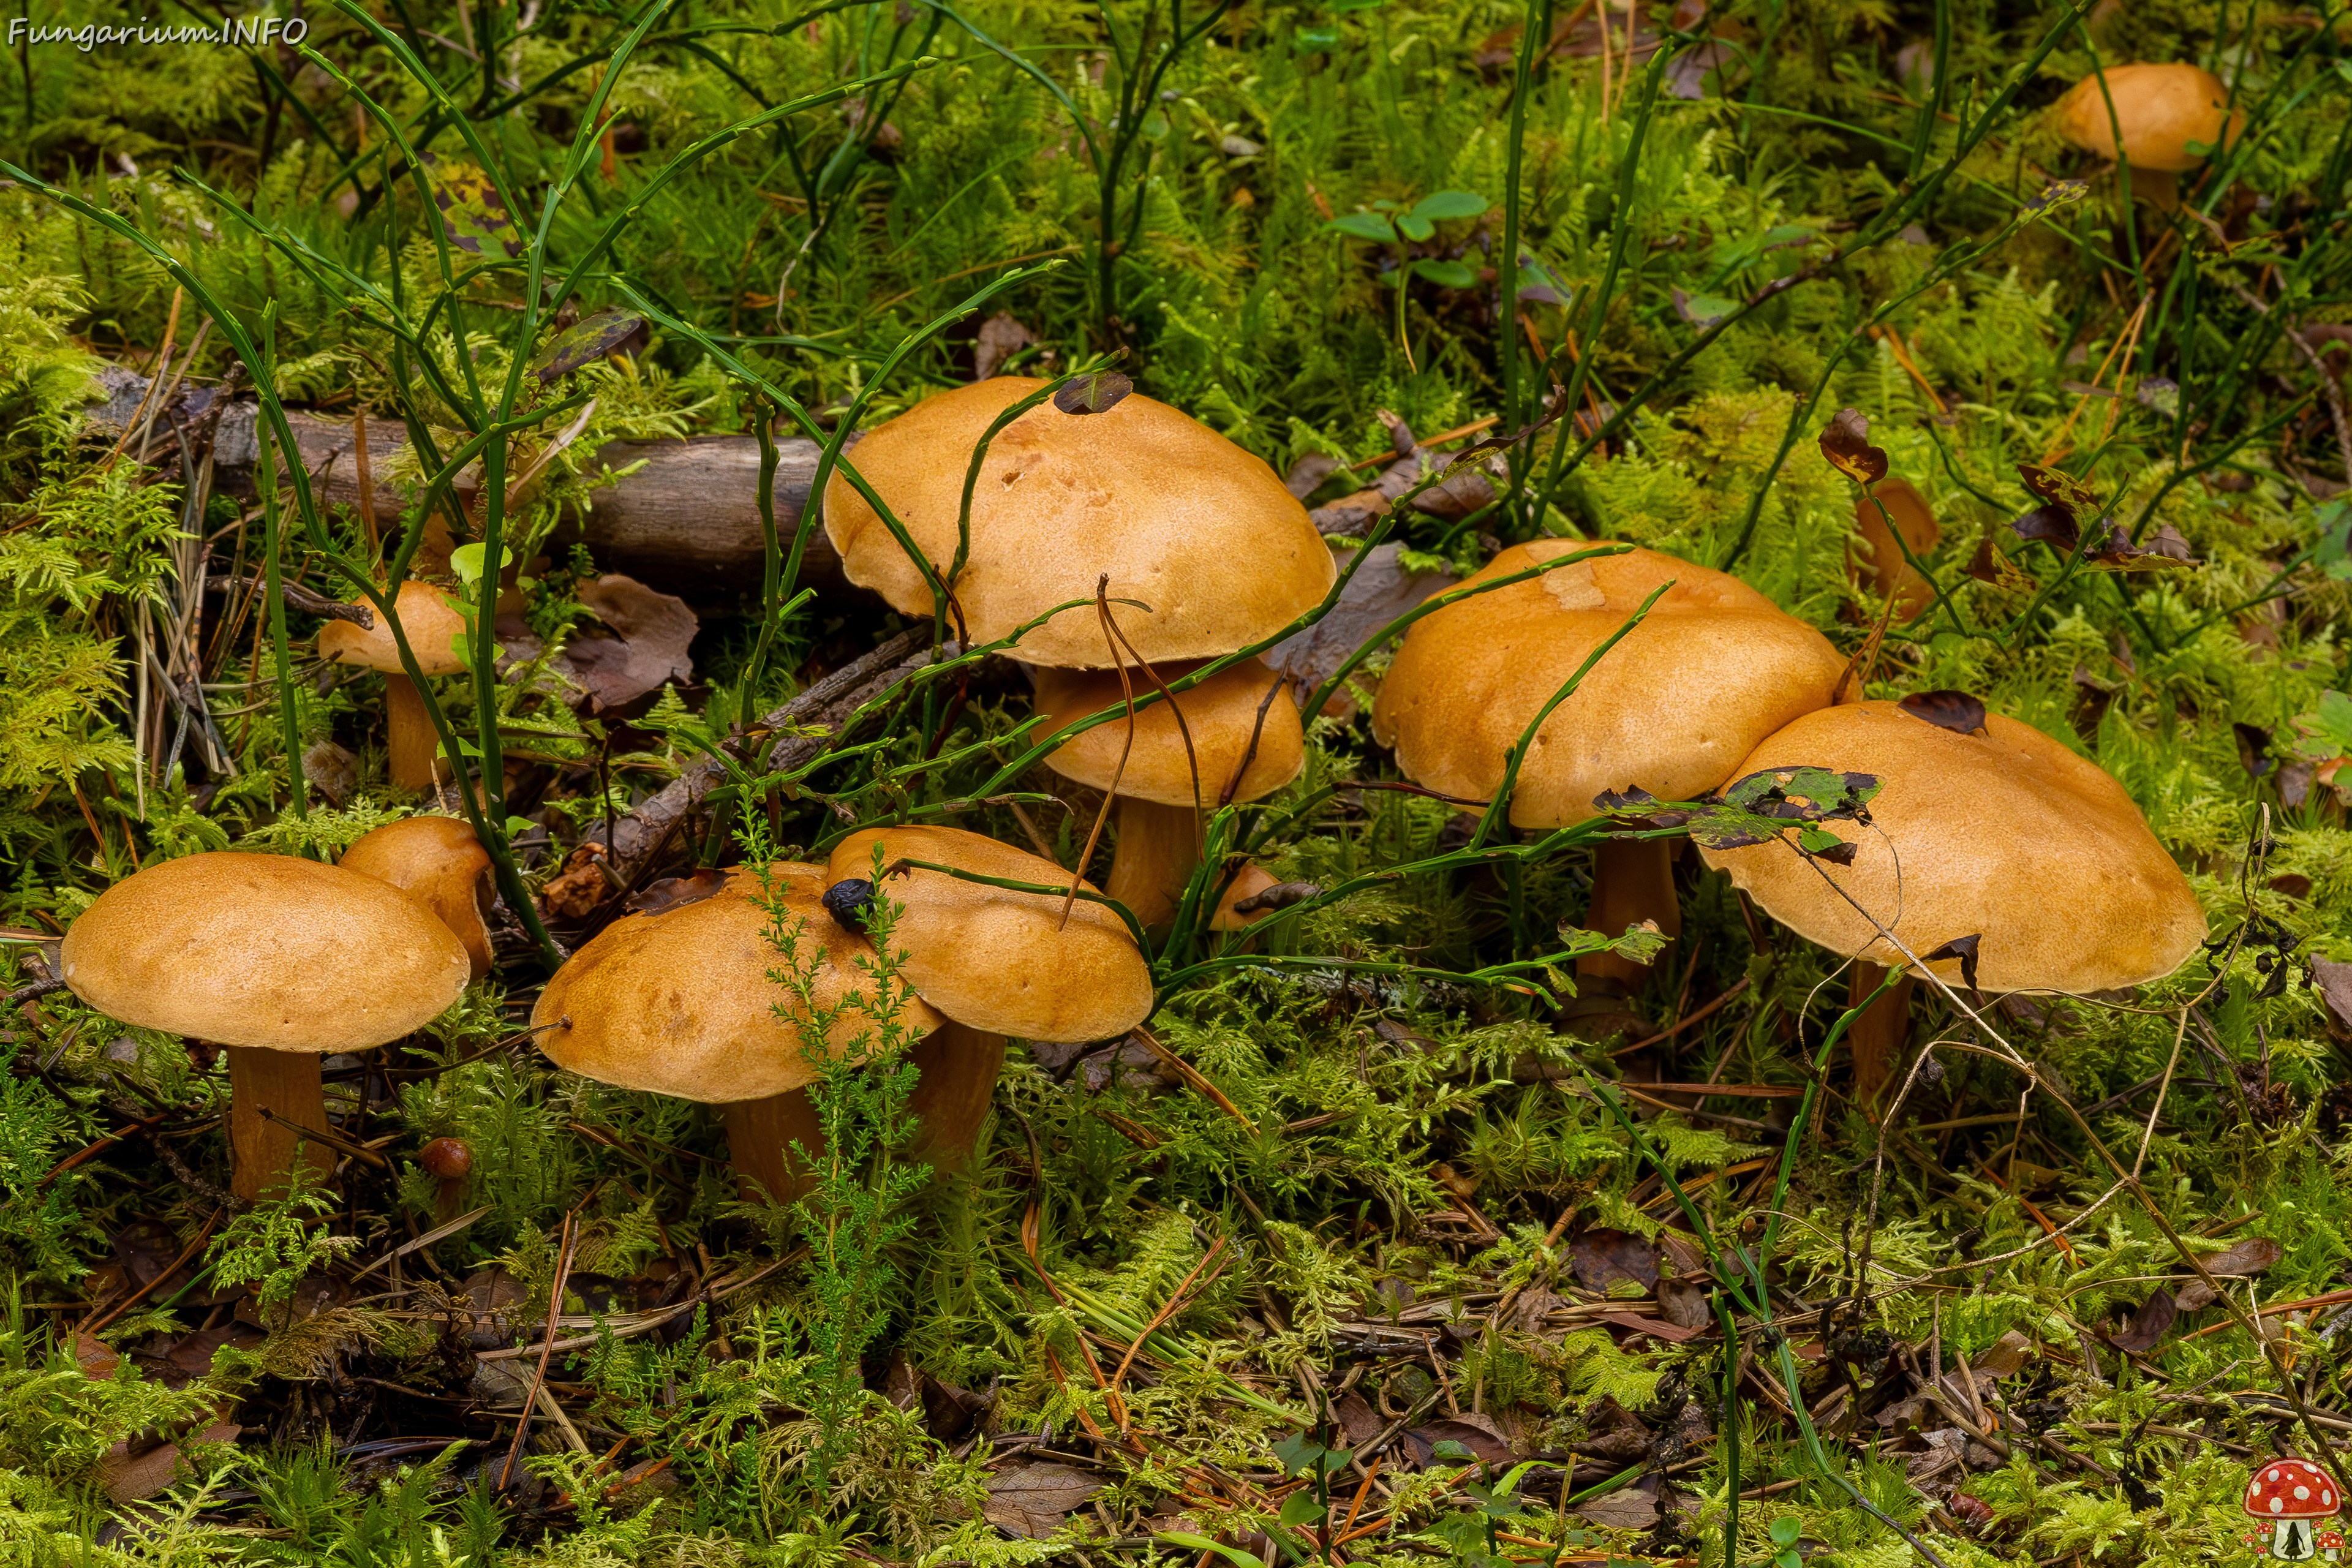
[[341, 815, 496, 979], [1034, 657, 1305, 930], [2056, 62, 2245, 206], [820, 378, 1334, 669], [1373, 541, 1847, 1002], [60, 852, 470, 1200], [2244, 1458, 2340, 1561], [1696, 699, 2206, 1104], [530, 863, 948, 1204], [418, 1136, 473, 1223], [317, 581, 471, 791], [824, 824, 1155, 1044], [1851, 478, 1940, 622]]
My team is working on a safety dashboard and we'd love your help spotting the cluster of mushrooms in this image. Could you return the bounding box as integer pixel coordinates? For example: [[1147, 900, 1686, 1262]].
[[58, 372, 2207, 1205]]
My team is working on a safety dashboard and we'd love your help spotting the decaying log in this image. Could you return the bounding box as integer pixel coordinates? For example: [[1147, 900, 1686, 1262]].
[[85, 371, 852, 609]]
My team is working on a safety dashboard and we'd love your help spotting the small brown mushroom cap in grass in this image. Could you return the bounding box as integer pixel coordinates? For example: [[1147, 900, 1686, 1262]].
[[1851, 479, 1940, 623], [820, 378, 1333, 668], [341, 815, 496, 979], [60, 851, 470, 1200], [532, 863, 952, 1204], [1373, 541, 1847, 995], [1035, 657, 1305, 930], [318, 581, 471, 791], [1698, 698, 2207, 1104], [825, 825, 1155, 1044], [2057, 62, 2245, 173]]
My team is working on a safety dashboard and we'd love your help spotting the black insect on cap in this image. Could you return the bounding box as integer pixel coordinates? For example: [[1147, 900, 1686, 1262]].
[[821, 878, 876, 931]]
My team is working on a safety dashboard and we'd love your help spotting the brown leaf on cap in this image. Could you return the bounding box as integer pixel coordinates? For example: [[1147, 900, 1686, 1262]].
[[1899, 690, 1988, 736], [974, 312, 1035, 381], [1053, 370, 1133, 416], [1923, 933, 1984, 993], [1819, 408, 1890, 488], [983, 1460, 1103, 1538], [564, 575, 697, 712], [2108, 1287, 2177, 1353], [1569, 1227, 1660, 1292], [625, 868, 729, 916]]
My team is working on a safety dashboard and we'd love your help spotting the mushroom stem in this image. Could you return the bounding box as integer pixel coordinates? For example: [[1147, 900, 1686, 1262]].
[[1104, 796, 1201, 932], [383, 672, 448, 791], [1847, 961, 1917, 1110], [723, 1022, 1008, 1207], [1577, 837, 1682, 992], [225, 1046, 334, 1202]]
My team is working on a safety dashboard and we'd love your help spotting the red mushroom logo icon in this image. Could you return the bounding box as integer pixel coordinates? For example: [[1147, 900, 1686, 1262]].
[[2246, 1459, 2340, 1561]]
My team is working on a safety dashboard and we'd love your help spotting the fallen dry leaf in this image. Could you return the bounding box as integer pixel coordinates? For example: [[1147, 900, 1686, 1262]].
[[101, 1422, 240, 1504], [564, 574, 697, 712], [2108, 1287, 2177, 1354], [974, 312, 1035, 380], [1569, 1227, 1660, 1292], [983, 1460, 1102, 1539], [1264, 543, 1457, 720]]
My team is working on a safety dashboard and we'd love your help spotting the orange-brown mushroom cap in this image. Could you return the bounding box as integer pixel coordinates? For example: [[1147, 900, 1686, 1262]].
[[1852, 479, 1940, 621], [1697, 701, 2206, 994], [2056, 62, 2245, 173], [1371, 542, 1848, 827], [827, 826, 1153, 1042], [60, 851, 470, 1053], [821, 379, 1335, 668], [530, 864, 943, 1102], [1035, 657, 1305, 807], [318, 581, 471, 677], [341, 816, 496, 979]]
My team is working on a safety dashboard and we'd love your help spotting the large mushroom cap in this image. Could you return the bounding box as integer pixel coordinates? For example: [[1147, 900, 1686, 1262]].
[[2057, 62, 2245, 172], [530, 864, 942, 1103], [821, 379, 1335, 668], [318, 580, 470, 677], [341, 815, 495, 979], [827, 826, 1154, 1042], [1035, 657, 1305, 807], [1371, 542, 1848, 827], [1696, 699, 2206, 994], [2247, 1460, 2339, 1520], [60, 851, 470, 1053]]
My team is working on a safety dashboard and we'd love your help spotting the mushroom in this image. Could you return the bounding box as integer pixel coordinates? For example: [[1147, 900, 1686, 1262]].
[[2244, 1458, 2340, 1561], [1372, 541, 1847, 1001], [341, 815, 496, 979], [530, 863, 951, 1204], [2056, 62, 2245, 205], [824, 824, 1155, 1043], [418, 1136, 473, 1223], [1695, 698, 2206, 1106], [317, 580, 471, 791], [821, 379, 1333, 669], [59, 852, 471, 1200], [1033, 657, 1305, 929], [1851, 478, 1940, 622]]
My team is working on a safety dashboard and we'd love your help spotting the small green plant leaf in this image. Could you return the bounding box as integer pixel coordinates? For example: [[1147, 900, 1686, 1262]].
[[1413, 258, 1477, 288], [2291, 690, 2352, 761], [1396, 213, 1436, 241], [1411, 189, 1488, 221], [1279, 1491, 1324, 1526], [1294, 22, 1340, 53], [1770, 1516, 1802, 1548], [1596, 766, 1882, 854], [450, 543, 515, 586], [1330, 211, 1399, 243]]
